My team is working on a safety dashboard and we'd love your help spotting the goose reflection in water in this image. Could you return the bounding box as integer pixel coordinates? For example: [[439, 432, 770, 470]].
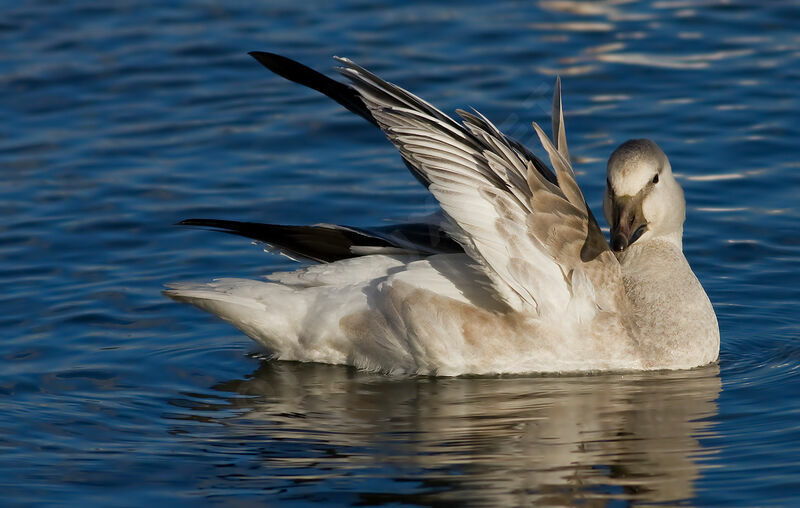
[[172, 364, 721, 505]]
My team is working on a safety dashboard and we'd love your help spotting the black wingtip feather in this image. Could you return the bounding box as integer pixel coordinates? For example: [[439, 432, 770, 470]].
[[248, 51, 377, 126], [178, 218, 464, 262], [178, 218, 398, 263], [247, 51, 432, 188]]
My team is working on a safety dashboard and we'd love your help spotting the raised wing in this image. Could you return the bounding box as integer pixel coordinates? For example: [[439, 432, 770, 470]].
[[336, 57, 624, 316]]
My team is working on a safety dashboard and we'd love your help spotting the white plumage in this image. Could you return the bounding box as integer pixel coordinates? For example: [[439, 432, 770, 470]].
[[166, 55, 719, 375]]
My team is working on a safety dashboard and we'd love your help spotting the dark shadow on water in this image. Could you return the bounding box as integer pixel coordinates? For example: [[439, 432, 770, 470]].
[[172, 361, 722, 505]]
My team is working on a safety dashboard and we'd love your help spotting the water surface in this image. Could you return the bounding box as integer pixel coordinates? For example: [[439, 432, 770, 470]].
[[2, 1, 799, 505]]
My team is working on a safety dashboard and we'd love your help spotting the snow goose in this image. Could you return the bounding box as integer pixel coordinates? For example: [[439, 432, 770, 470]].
[[166, 53, 719, 375]]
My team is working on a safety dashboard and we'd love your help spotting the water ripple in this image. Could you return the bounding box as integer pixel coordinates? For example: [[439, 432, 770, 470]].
[[1, 0, 799, 505]]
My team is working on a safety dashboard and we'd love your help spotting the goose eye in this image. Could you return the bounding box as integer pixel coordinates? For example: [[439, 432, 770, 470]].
[[652, 174, 659, 184]]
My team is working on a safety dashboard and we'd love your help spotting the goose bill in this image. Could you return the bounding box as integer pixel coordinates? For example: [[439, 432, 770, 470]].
[[610, 193, 648, 252]]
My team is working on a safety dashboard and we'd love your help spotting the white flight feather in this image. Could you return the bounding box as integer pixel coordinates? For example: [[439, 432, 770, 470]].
[[337, 60, 580, 317]]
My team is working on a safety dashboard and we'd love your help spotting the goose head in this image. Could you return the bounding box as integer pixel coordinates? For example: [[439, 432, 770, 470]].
[[603, 139, 685, 253]]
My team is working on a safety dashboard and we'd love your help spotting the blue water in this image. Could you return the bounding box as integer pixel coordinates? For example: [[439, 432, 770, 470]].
[[2, 0, 799, 505]]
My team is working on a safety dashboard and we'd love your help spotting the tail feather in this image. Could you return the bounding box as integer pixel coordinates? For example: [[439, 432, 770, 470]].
[[163, 279, 307, 355], [163, 278, 355, 365], [163, 281, 265, 311]]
